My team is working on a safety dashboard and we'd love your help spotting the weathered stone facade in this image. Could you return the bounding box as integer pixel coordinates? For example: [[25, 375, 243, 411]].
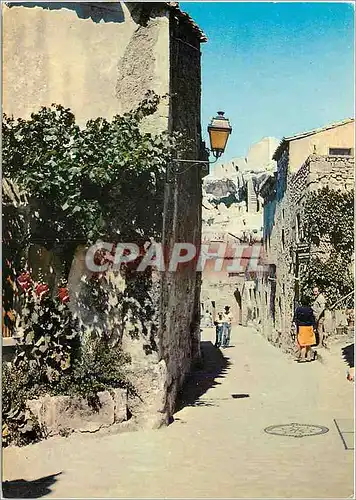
[[200, 138, 277, 328], [3, 2, 169, 129], [3, 2, 207, 428], [159, 10, 207, 417], [257, 119, 355, 352], [200, 236, 245, 326]]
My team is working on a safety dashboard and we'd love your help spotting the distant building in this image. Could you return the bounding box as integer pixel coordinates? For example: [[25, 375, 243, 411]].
[[201, 137, 278, 326]]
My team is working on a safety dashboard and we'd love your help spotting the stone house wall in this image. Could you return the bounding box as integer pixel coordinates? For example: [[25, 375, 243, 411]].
[[261, 149, 295, 347], [2, 2, 170, 130], [200, 238, 264, 328], [257, 150, 354, 352], [159, 9, 207, 418], [288, 154, 354, 265], [307, 155, 354, 192], [201, 271, 244, 325], [3, 1, 207, 428], [287, 120, 354, 172]]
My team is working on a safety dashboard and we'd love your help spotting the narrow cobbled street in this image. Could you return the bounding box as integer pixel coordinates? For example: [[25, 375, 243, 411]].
[[3, 327, 354, 498]]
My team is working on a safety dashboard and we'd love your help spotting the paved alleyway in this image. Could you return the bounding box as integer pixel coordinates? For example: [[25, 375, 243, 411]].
[[3, 327, 354, 498]]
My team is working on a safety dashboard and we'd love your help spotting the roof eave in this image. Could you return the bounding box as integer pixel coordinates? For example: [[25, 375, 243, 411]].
[[273, 117, 355, 161], [166, 2, 207, 42], [284, 117, 355, 143]]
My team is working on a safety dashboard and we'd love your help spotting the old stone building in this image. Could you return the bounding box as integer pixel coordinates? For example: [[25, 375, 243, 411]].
[[257, 118, 355, 351], [200, 137, 278, 326], [3, 1, 207, 428]]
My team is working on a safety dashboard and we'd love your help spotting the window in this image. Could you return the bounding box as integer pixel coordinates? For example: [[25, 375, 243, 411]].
[[329, 147, 353, 156]]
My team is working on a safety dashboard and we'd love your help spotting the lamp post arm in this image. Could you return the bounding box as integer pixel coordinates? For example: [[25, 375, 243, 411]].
[[169, 156, 218, 177], [171, 158, 218, 165]]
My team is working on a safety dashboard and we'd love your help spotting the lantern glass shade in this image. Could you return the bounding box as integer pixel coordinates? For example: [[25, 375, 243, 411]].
[[208, 111, 232, 158]]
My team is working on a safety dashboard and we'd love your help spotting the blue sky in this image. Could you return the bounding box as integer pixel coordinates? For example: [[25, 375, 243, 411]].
[[180, 2, 355, 163]]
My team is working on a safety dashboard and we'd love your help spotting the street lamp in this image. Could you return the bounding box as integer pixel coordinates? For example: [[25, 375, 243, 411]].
[[169, 111, 232, 179], [208, 111, 233, 159]]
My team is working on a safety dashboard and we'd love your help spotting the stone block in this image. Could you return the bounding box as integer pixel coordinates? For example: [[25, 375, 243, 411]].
[[26, 389, 128, 437], [125, 358, 168, 426], [113, 388, 128, 423]]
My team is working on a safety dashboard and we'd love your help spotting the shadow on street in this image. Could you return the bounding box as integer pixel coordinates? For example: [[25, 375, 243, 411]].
[[175, 341, 231, 412], [2, 472, 62, 498], [341, 343, 354, 368]]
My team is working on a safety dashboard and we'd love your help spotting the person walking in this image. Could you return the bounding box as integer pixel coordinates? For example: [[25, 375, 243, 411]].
[[214, 312, 224, 348], [293, 296, 317, 362], [312, 286, 326, 347], [222, 306, 233, 348]]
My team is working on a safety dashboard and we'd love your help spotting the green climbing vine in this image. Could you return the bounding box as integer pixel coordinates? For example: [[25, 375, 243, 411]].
[[2, 92, 189, 265], [300, 186, 354, 306]]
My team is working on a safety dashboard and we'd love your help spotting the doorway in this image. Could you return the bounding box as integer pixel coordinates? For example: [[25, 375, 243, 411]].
[[234, 289, 242, 325]]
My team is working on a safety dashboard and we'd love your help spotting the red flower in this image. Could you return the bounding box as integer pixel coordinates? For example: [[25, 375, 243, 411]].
[[58, 287, 70, 304], [17, 272, 33, 292], [93, 248, 115, 268], [35, 283, 49, 298]]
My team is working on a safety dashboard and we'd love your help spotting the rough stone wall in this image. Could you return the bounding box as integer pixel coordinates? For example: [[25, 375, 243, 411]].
[[257, 152, 354, 351], [307, 155, 354, 192], [256, 149, 306, 349], [266, 150, 295, 346], [115, 4, 170, 133], [2, 2, 170, 128], [158, 12, 206, 418]]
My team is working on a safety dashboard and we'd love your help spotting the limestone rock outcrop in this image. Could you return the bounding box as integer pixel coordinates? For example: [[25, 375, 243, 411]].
[[202, 137, 279, 243]]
